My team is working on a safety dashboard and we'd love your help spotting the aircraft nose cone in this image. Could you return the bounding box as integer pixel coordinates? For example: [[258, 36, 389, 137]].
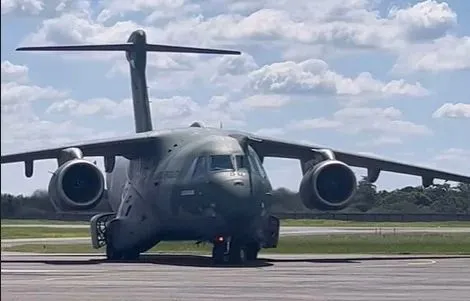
[[207, 172, 253, 211], [221, 178, 251, 200], [204, 172, 266, 221]]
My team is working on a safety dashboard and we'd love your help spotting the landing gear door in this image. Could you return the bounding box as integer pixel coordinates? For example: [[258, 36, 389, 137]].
[[263, 215, 280, 248]]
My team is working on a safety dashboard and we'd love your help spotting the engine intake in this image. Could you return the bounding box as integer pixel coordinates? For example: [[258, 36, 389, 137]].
[[48, 159, 105, 211], [299, 160, 357, 211]]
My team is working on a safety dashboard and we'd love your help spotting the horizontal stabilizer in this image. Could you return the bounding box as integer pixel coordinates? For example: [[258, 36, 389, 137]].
[[145, 44, 240, 55], [16, 44, 133, 52], [16, 43, 241, 55]]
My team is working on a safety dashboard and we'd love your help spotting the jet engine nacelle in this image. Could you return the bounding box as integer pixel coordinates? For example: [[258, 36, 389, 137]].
[[299, 160, 357, 211], [48, 158, 105, 211]]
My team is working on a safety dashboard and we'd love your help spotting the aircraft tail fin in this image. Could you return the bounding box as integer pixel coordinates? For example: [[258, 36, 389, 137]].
[[16, 29, 241, 133]]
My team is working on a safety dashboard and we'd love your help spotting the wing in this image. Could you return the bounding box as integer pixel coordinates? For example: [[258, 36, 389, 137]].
[[1, 131, 165, 175], [239, 134, 470, 185]]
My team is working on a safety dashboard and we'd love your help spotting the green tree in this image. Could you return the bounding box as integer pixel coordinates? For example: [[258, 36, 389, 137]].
[[350, 177, 379, 212]]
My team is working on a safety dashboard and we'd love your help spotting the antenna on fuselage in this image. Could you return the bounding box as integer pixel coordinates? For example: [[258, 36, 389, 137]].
[[16, 30, 241, 134]]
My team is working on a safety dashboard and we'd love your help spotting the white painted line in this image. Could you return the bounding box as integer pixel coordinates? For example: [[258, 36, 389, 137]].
[[1, 269, 74, 273], [407, 259, 437, 265]]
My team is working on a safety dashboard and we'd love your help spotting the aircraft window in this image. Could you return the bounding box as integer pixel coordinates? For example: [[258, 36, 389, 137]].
[[210, 155, 234, 171], [192, 156, 207, 177], [235, 155, 246, 169]]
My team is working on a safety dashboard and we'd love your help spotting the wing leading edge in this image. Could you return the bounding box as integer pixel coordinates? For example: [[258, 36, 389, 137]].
[[244, 134, 470, 185], [0, 131, 164, 165]]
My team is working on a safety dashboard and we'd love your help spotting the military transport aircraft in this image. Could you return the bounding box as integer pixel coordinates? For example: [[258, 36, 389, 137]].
[[2, 30, 469, 264]]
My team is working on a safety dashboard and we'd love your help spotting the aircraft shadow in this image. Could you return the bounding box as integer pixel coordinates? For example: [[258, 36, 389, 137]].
[[2, 254, 468, 268], [1, 254, 273, 268]]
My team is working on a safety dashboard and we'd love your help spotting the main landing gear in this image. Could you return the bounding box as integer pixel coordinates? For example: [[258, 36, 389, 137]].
[[90, 213, 140, 261], [212, 236, 260, 265]]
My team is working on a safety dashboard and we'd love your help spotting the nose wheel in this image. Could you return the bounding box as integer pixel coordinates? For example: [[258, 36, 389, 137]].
[[212, 239, 227, 264], [211, 236, 259, 265]]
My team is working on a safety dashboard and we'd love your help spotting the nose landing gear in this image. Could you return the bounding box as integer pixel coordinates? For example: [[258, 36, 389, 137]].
[[211, 236, 260, 265]]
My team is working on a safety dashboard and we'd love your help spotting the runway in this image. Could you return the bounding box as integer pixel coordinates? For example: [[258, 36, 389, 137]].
[[2, 253, 470, 301]]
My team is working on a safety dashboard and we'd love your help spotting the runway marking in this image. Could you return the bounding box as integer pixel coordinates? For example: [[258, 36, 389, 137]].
[[44, 275, 101, 281], [407, 259, 437, 265], [350, 259, 439, 269], [1, 269, 74, 273], [1, 269, 106, 274]]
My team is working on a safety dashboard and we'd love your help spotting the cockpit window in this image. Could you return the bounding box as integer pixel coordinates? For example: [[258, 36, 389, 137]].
[[235, 155, 246, 169], [210, 155, 234, 171], [192, 156, 207, 178]]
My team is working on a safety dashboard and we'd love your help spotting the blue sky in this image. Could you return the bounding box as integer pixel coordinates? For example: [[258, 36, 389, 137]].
[[1, 0, 469, 195]]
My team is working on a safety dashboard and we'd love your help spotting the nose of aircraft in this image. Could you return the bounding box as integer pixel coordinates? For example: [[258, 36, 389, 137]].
[[220, 177, 251, 200], [206, 171, 255, 216]]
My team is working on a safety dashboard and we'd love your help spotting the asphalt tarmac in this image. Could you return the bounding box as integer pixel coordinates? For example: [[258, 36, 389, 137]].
[[2, 253, 470, 301]]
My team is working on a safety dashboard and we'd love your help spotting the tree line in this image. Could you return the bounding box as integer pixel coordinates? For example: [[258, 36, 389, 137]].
[[268, 179, 470, 214], [1, 179, 469, 219]]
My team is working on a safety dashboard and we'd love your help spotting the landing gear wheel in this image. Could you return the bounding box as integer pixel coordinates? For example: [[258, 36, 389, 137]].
[[212, 241, 226, 265], [122, 250, 140, 261], [106, 242, 122, 260], [228, 238, 246, 265], [105, 223, 122, 260], [245, 242, 260, 261]]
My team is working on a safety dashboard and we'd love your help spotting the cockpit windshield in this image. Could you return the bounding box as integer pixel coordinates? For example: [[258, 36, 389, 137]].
[[210, 155, 234, 171], [235, 155, 246, 169]]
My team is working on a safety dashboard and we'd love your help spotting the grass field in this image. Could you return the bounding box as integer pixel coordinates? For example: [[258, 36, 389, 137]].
[[2, 218, 470, 228], [2, 221, 469, 240], [281, 219, 470, 227], [4, 233, 470, 255], [1, 227, 89, 239], [1, 219, 87, 225]]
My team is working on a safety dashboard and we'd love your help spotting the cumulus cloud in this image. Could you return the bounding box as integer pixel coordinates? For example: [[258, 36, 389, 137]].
[[1, 60, 29, 83], [432, 103, 470, 119], [284, 107, 432, 141], [155, 0, 456, 49], [388, 0, 457, 41], [1, 60, 67, 105], [237, 94, 290, 109], [287, 118, 342, 130], [23, 12, 148, 46], [254, 127, 286, 137], [1, 82, 67, 105], [21, 0, 460, 54], [0, 60, 109, 153], [45, 98, 121, 117], [16, 0, 468, 86], [247, 59, 428, 99], [433, 148, 470, 163], [95, 0, 201, 23], [394, 35, 470, 73], [332, 107, 432, 137], [360, 136, 404, 146], [1, 0, 91, 17], [46, 95, 246, 129], [216, 53, 259, 76], [1, 0, 44, 15]]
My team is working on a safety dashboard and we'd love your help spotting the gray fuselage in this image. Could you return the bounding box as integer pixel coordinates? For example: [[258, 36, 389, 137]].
[[104, 126, 273, 252]]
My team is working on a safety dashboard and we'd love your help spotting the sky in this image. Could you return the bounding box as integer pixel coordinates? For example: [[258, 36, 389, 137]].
[[1, 0, 470, 196]]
